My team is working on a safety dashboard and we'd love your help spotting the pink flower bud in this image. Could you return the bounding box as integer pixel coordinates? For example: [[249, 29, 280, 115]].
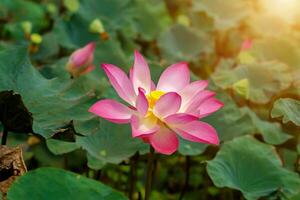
[[66, 42, 96, 78], [241, 39, 253, 51]]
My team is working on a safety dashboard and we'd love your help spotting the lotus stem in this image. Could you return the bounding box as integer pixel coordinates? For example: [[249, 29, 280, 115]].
[[129, 153, 139, 200], [179, 156, 191, 200], [145, 146, 155, 200], [1, 126, 8, 145]]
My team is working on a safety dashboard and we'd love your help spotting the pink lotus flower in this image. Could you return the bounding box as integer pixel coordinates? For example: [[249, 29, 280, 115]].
[[66, 42, 96, 78], [89, 51, 223, 155]]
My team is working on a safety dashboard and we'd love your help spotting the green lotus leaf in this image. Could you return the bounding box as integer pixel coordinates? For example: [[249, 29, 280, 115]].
[[0, 46, 93, 138], [250, 37, 300, 69], [87, 153, 106, 170], [129, 0, 171, 41], [207, 136, 300, 200], [7, 168, 127, 200], [212, 59, 292, 103], [76, 119, 148, 164], [193, 0, 251, 30], [158, 24, 213, 62], [31, 33, 60, 62]]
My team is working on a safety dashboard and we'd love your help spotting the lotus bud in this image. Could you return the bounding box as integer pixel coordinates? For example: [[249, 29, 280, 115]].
[[30, 33, 43, 44], [241, 39, 253, 51], [29, 33, 43, 53], [238, 39, 255, 64], [66, 42, 96, 78], [89, 19, 105, 34], [63, 0, 79, 13], [89, 19, 109, 41]]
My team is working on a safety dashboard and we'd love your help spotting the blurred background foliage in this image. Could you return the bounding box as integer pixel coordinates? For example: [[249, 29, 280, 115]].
[[0, 0, 300, 199]]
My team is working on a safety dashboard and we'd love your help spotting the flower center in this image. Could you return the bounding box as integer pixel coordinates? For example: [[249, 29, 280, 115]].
[[146, 90, 165, 109], [143, 90, 165, 125]]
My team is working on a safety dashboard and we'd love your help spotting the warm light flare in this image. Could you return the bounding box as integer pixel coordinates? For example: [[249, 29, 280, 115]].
[[261, 0, 299, 23]]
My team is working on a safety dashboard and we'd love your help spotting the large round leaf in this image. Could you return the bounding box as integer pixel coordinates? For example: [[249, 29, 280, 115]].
[[130, 0, 171, 41], [193, 0, 251, 30], [77, 119, 148, 164], [53, 16, 97, 49], [250, 37, 300, 69], [212, 59, 292, 103], [158, 24, 213, 62], [0, 46, 97, 138], [207, 136, 300, 200], [78, 0, 133, 31], [7, 168, 127, 200]]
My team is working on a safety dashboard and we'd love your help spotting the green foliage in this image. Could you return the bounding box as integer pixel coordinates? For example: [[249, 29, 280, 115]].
[[1, 0, 47, 39], [251, 37, 300, 69], [0, 46, 93, 138], [212, 60, 292, 104], [77, 119, 148, 165], [158, 24, 213, 62], [7, 168, 127, 200], [194, 0, 251, 30]]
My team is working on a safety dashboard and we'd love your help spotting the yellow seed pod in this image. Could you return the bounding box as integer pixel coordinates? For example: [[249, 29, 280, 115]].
[[177, 15, 191, 27], [30, 33, 43, 44], [233, 78, 250, 99], [21, 21, 32, 34], [149, 90, 165, 100], [237, 51, 255, 64], [63, 0, 79, 13], [89, 18, 105, 33], [147, 90, 165, 109]]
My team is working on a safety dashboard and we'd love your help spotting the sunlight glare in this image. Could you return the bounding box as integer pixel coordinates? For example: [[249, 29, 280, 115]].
[[261, 0, 299, 23]]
